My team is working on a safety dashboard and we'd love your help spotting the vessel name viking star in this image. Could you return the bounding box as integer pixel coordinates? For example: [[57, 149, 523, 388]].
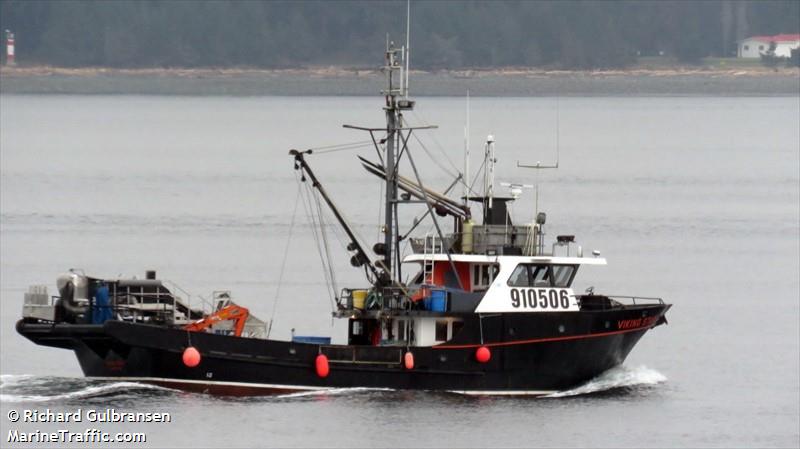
[[17, 40, 670, 396]]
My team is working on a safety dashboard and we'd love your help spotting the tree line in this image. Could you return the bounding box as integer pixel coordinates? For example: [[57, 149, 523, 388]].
[[1, 0, 798, 69]]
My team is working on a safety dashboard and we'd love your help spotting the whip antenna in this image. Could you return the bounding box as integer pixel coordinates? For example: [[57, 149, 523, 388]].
[[404, 0, 411, 97]]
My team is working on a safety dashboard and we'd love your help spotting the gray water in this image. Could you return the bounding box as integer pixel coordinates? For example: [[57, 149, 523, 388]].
[[1, 95, 798, 448]]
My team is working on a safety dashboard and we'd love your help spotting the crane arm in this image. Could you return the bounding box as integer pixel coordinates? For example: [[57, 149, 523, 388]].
[[184, 304, 250, 337]]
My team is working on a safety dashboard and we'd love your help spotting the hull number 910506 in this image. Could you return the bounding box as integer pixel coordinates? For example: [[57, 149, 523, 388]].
[[510, 288, 571, 310]]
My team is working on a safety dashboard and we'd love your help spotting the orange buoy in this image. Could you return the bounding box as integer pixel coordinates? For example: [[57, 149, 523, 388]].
[[475, 346, 491, 363], [182, 346, 201, 368], [403, 351, 415, 370], [315, 354, 330, 378]]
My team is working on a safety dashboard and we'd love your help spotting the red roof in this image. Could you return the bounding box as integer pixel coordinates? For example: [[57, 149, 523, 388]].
[[745, 34, 800, 43]]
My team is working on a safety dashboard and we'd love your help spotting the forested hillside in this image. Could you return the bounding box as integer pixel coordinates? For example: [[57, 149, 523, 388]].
[[1, 0, 798, 69]]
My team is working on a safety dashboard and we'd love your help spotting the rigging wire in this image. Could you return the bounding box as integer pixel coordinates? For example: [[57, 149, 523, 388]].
[[376, 179, 384, 244], [266, 178, 302, 338], [309, 168, 383, 288], [307, 187, 336, 310], [310, 181, 379, 277], [308, 140, 374, 154], [396, 114, 454, 177], [408, 111, 461, 176], [403, 113, 483, 199], [312, 190, 340, 312], [409, 132, 457, 179], [298, 174, 337, 313], [296, 157, 379, 311], [318, 204, 354, 256], [468, 155, 488, 198]]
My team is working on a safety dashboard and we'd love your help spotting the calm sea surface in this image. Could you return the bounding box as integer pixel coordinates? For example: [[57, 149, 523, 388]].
[[1, 95, 798, 448]]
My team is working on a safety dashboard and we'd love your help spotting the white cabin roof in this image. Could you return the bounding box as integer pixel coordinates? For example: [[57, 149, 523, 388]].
[[402, 253, 607, 266]]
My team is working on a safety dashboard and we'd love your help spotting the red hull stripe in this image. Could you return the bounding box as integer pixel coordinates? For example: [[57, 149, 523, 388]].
[[433, 323, 657, 350]]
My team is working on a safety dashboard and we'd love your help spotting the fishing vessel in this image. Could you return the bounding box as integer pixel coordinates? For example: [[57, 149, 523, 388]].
[[16, 41, 670, 396]]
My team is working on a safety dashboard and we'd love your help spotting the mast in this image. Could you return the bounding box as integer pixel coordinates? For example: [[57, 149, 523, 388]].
[[383, 43, 402, 280], [463, 91, 470, 204], [484, 135, 496, 212], [345, 33, 463, 288]]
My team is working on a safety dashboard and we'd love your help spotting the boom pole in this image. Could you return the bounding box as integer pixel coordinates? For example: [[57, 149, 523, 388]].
[[290, 149, 383, 282]]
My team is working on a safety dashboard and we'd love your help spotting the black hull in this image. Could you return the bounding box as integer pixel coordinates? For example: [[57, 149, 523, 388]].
[[17, 305, 669, 395]]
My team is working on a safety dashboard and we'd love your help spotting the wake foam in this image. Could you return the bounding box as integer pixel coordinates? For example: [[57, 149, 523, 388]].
[[546, 365, 667, 398], [0, 374, 37, 388], [0, 375, 174, 403], [274, 387, 395, 399], [1, 367, 665, 402]]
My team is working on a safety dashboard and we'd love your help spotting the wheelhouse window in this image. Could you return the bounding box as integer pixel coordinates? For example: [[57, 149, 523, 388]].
[[532, 265, 550, 286], [507, 264, 577, 288], [551, 265, 575, 287], [508, 264, 529, 286], [471, 263, 499, 291], [435, 320, 448, 341]]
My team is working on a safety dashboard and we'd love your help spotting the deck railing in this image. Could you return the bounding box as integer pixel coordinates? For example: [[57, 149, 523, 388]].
[[604, 295, 665, 305], [578, 294, 665, 310]]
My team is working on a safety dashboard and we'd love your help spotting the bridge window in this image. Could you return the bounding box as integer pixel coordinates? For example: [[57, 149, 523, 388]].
[[507, 264, 577, 288], [551, 265, 575, 287], [532, 265, 550, 286], [472, 263, 499, 291], [508, 264, 530, 286]]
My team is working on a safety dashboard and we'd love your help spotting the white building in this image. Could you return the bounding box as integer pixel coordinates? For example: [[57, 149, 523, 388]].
[[737, 34, 800, 58]]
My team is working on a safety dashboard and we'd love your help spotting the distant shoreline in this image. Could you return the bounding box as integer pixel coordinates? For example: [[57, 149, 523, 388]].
[[1, 65, 798, 96]]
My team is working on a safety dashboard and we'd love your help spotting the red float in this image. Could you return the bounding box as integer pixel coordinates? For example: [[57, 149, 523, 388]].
[[403, 351, 415, 370], [315, 354, 330, 378], [475, 346, 491, 363], [182, 346, 201, 367]]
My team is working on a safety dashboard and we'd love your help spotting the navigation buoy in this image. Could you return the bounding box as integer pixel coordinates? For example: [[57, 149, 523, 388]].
[[403, 351, 415, 370], [315, 354, 329, 378], [182, 346, 201, 367], [475, 346, 491, 363]]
